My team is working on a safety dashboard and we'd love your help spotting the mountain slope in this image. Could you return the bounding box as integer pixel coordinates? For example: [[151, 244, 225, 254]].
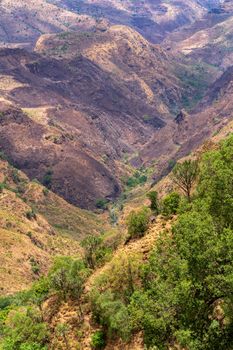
[[0, 25, 215, 208], [50, 0, 211, 43], [0, 155, 105, 294], [0, 0, 100, 48], [0, 21, 224, 207], [166, 2, 233, 70]]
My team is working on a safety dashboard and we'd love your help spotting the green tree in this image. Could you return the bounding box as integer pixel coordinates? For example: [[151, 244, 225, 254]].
[[81, 235, 102, 269], [172, 160, 198, 201], [197, 135, 233, 228], [147, 191, 159, 214], [42, 169, 53, 189], [162, 192, 180, 217], [48, 257, 88, 303], [126, 207, 150, 239], [91, 291, 132, 341], [90, 330, 105, 349], [2, 306, 49, 350], [129, 210, 233, 349]]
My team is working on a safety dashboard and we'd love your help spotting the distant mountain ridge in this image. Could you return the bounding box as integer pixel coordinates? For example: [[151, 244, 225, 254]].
[[0, 0, 223, 48]]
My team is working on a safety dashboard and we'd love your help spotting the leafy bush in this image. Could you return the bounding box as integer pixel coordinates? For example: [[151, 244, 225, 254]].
[[42, 188, 49, 197], [48, 257, 89, 301], [91, 291, 132, 341], [95, 199, 109, 210], [147, 191, 159, 214], [42, 170, 53, 189], [26, 210, 37, 220], [91, 330, 106, 349], [92, 253, 141, 302], [0, 182, 5, 193], [126, 207, 150, 238], [81, 235, 103, 269], [161, 192, 180, 217], [2, 306, 49, 350], [125, 171, 147, 189]]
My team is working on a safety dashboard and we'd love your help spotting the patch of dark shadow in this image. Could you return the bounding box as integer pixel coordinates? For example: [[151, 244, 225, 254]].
[[142, 114, 166, 129], [208, 8, 226, 14], [131, 16, 158, 29], [25, 59, 69, 80]]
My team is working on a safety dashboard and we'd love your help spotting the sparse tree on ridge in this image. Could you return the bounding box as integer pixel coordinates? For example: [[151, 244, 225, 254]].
[[172, 159, 198, 201]]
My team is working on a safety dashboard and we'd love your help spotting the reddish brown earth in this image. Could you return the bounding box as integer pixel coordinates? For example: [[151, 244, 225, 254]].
[[0, 1, 232, 210], [0, 18, 231, 208]]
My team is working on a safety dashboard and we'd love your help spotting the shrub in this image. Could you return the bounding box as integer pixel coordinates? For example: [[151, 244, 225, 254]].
[[42, 188, 49, 197], [126, 207, 150, 238], [147, 191, 159, 214], [0, 182, 5, 193], [81, 235, 103, 269], [26, 210, 37, 220], [125, 171, 147, 189], [162, 192, 180, 217], [91, 330, 106, 349], [95, 199, 108, 210], [91, 291, 132, 341], [2, 306, 49, 350], [48, 257, 89, 301], [42, 169, 53, 189]]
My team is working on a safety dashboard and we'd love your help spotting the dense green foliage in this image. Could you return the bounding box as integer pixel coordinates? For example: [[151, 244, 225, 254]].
[[125, 170, 147, 189], [130, 136, 233, 349], [1, 135, 233, 349], [1, 306, 49, 350], [0, 257, 89, 349], [42, 169, 53, 189], [91, 291, 132, 341], [161, 192, 180, 217], [91, 135, 233, 349], [48, 256, 89, 301], [147, 191, 159, 214], [126, 207, 150, 238], [81, 235, 103, 269], [95, 199, 109, 210], [172, 159, 198, 201], [90, 330, 106, 349]]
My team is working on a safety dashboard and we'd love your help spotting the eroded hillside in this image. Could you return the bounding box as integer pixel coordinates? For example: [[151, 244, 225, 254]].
[[50, 0, 215, 43], [0, 0, 101, 48], [0, 155, 106, 294], [165, 1, 233, 69], [0, 22, 223, 208]]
